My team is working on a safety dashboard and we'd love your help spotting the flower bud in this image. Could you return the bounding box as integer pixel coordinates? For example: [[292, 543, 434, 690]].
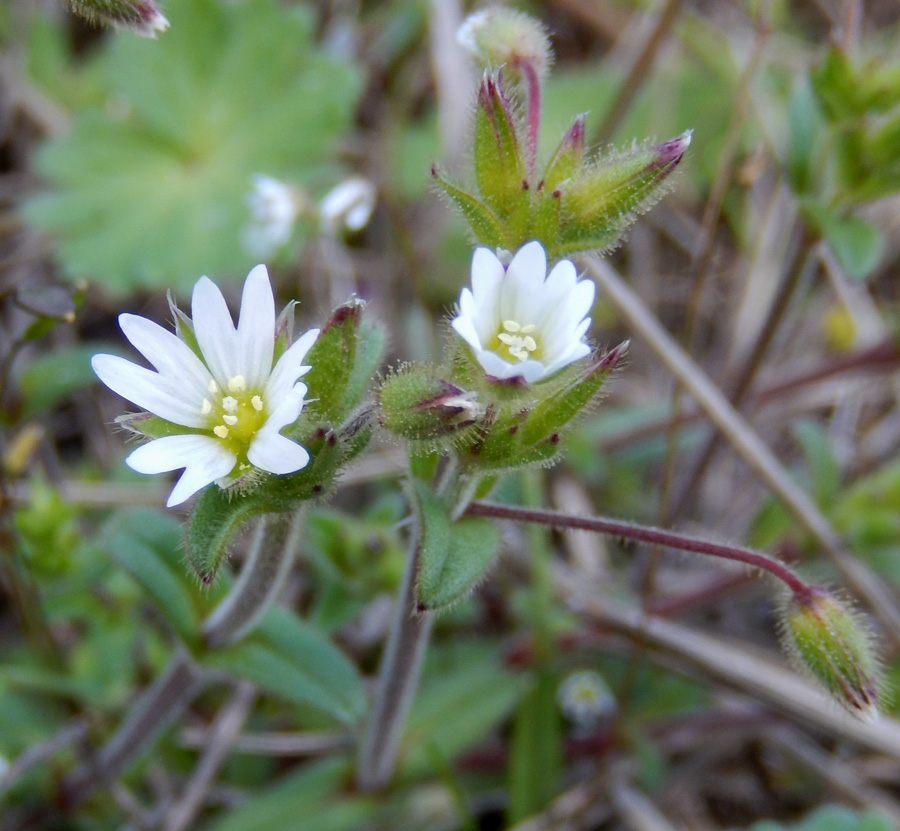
[[543, 114, 586, 192], [67, 0, 169, 37], [319, 177, 377, 235], [457, 8, 552, 82], [561, 131, 692, 252], [380, 370, 483, 443], [780, 586, 880, 719]]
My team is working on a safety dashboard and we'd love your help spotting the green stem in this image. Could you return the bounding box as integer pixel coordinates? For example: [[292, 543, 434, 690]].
[[203, 510, 305, 647], [356, 517, 433, 791]]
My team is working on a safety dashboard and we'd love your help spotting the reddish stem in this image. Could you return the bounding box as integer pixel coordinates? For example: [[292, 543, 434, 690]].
[[520, 61, 542, 179], [466, 501, 809, 596]]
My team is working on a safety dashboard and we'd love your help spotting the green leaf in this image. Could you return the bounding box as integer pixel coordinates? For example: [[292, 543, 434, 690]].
[[17, 345, 100, 416], [102, 509, 200, 645], [793, 419, 841, 509], [209, 758, 376, 831], [411, 480, 501, 612], [204, 606, 365, 725], [399, 642, 522, 776], [801, 201, 883, 281], [23, 0, 361, 294], [187, 487, 262, 585], [507, 669, 564, 824]]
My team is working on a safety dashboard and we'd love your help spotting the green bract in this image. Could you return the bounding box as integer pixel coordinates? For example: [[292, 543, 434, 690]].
[[24, 0, 361, 294], [432, 71, 690, 260]]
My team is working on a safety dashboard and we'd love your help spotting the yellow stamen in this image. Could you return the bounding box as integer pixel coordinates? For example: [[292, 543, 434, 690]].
[[503, 320, 521, 333], [221, 396, 238, 412], [228, 375, 247, 393], [208, 379, 219, 394], [223, 414, 238, 426], [213, 425, 229, 439], [200, 398, 212, 415]]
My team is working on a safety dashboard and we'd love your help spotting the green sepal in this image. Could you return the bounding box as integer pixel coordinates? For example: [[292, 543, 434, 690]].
[[167, 290, 202, 360], [186, 411, 374, 584], [542, 114, 585, 192], [560, 132, 690, 253], [115, 412, 206, 439], [432, 166, 509, 248], [411, 479, 501, 612], [474, 73, 526, 217], [300, 299, 365, 425], [518, 346, 622, 445], [529, 187, 562, 253]]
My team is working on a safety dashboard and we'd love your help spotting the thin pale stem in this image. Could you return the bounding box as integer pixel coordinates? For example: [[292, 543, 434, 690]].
[[62, 648, 203, 807], [466, 500, 809, 595], [203, 510, 305, 647], [356, 519, 434, 791]]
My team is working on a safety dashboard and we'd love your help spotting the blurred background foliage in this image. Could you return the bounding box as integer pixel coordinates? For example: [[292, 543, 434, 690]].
[[2, 0, 900, 829]]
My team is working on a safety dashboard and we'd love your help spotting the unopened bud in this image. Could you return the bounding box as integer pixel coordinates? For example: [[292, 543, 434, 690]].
[[457, 8, 552, 81], [781, 586, 880, 719], [67, 0, 169, 37], [319, 177, 377, 235], [380, 370, 483, 443], [474, 73, 526, 213], [543, 114, 586, 191], [562, 131, 691, 251]]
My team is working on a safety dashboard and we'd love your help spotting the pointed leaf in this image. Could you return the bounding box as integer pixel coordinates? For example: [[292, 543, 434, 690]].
[[204, 605, 365, 724]]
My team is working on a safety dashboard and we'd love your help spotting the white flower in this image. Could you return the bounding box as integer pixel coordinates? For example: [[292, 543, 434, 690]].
[[451, 241, 594, 383], [319, 176, 377, 235], [242, 175, 303, 258], [557, 670, 615, 727], [92, 265, 319, 507]]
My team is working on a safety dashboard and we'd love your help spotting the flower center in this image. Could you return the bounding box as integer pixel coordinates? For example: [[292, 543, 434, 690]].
[[201, 376, 267, 456], [494, 319, 540, 362]]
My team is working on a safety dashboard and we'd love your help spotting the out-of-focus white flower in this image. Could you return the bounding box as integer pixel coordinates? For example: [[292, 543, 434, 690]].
[[92, 266, 318, 507], [319, 176, 377, 235], [242, 175, 303, 258], [557, 670, 615, 727], [451, 241, 594, 383]]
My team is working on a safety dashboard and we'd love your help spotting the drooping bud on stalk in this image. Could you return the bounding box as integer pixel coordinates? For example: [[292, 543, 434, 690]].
[[457, 8, 552, 83], [780, 586, 880, 719], [380, 369, 483, 443], [66, 0, 169, 37]]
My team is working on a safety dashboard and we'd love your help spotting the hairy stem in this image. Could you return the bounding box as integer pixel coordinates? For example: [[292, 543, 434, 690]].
[[203, 510, 305, 647], [62, 648, 203, 807], [356, 520, 434, 791], [466, 500, 809, 595]]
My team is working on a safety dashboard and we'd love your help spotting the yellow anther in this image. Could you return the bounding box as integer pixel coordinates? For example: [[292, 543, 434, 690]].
[[503, 320, 521, 333], [208, 379, 219, 394], [221, 396, 238, 412], [251, 395, 264, 412], [520, 324, 536, 334], [523, 336, 537, 352], [213, 424, 230, 439], [223, 414, 238, 426], [200, 398, 212, 415], [498, 333, 515, 345], [228, 375, 247, 393]]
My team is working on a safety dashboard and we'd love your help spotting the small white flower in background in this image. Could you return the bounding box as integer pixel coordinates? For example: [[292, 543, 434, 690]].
[[319, 176, 377, 235], [451, 241, 594, 383], [557, 670, 615, 728], [242, 175, 305, 258], [92, 266, 319, 507]]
